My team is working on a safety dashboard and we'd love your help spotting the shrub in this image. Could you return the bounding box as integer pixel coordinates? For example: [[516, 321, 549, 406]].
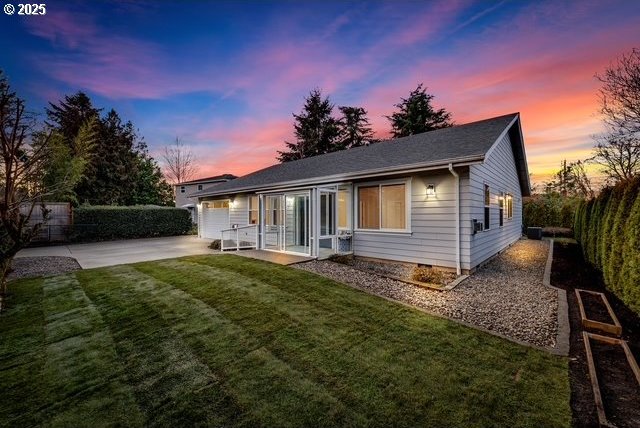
[[586, 188, 610, 268], [620, 194, 640, 314], [580, 198, 594, 261], [607, 181, 639, 294], [72, 205, 192, 241], [599, 184, 625, 278], [523, 193, 580, 229], [209, 239, 221, 250], [412, 267, 445, 284]]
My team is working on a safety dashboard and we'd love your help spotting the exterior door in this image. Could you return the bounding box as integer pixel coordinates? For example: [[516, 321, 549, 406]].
[[284, 193, 310, 255], [263, 195, 283, 250], [318, 190, 336, 257]]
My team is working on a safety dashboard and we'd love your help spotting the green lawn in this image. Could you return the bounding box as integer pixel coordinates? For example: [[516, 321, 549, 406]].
[[0, 255, 570, 427]]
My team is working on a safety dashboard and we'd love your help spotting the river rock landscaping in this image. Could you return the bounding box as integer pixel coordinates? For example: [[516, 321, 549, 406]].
[[296, 239, 559, 348]]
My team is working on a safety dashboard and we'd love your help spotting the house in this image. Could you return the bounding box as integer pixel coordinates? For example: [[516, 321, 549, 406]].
[[174, 174, 237, 222], [194, 113, 530, 274]]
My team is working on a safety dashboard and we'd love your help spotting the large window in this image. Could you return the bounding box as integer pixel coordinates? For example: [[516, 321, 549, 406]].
[[358, 182, 407, 231], [265, 196, 280, 226], [338, 188, 350, 229], [484, 184, 490, 230], [248, 195, 259, 224]]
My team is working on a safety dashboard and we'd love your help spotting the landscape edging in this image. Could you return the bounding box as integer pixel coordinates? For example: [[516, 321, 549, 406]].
[[543, 238, 571, 356]]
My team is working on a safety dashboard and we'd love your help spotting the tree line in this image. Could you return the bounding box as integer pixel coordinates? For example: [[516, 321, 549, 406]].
[[278, 83, 453, 162]]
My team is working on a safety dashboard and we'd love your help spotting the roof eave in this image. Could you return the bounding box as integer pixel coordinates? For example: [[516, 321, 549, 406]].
[[195, 155, 484, 198]]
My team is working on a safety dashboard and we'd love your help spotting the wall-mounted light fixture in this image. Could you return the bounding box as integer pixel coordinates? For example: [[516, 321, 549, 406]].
[[426, 184, 436, 197]]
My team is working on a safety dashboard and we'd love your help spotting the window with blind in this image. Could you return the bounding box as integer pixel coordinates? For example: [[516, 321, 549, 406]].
[[357, 182, 407, 231], [248, 195, 259, 224]]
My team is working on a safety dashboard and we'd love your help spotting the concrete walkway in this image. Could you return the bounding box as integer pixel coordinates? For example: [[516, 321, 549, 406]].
[[230, 249, 313, 265], [16, 236, 214, 269]]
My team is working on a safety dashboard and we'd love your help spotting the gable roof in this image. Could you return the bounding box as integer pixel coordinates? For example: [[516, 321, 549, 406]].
[[177, 174, 237, 185], [196, 113, 530, 197]]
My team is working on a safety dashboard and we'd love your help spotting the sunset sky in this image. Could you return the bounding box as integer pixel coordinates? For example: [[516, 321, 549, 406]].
[[1, 0, 639, 187]]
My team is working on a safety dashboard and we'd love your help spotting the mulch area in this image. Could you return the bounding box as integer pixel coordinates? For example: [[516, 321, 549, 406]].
[[551, 240, 640, 428], [8, 256, 81, 280]]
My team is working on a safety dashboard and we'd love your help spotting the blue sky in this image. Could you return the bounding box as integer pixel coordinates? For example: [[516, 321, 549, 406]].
[[1, 0, 639, 183]]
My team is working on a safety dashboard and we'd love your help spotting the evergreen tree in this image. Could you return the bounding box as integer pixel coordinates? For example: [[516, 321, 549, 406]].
[[47, 93, 174, 206], [46, 92, 101, 145], [387, 84, 453, 137], [278, 89, 341, 162], [337, 106, 374, 149]]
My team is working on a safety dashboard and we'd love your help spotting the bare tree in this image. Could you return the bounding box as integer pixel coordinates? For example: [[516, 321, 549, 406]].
[[591, 48, 640, 184], [597, 48, 640, 133], [592, 128, 640, 183], [0, 71, 94, 310], [545, 159, 595, 198], [162, 137, 198, 184]]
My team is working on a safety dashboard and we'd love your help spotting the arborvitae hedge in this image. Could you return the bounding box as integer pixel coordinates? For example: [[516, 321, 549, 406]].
[[73, 206, 192, 241], [575, 178, 640, 314], [621, 194, 640, 314], [599, 184, 624, 278]]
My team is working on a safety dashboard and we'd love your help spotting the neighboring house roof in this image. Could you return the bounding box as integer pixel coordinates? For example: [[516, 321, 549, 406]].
[[177, 174, 237, 186], [195, 113, 530, 197]]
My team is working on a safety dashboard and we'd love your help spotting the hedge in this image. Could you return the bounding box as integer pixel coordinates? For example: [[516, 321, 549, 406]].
[[574, 177, 640, 314], [522, 193, 580, 229], [72, 206, 192, 241]]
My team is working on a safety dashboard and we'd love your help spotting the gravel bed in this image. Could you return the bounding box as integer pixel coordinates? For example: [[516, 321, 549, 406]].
[[8, 257, 81, 280], [296, 239, 558, 348]]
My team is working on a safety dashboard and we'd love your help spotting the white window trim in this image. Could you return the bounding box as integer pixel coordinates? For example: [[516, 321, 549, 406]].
[[354, 178, 412, 233], [483, 183, 491, 231], [498, 191, 505, 228]]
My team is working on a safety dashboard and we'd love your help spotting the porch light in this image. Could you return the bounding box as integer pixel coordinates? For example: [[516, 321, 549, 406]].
[[426, 184, 436, 197]]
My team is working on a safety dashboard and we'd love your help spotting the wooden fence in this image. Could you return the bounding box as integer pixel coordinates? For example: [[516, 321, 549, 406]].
[[19, 202, 72, 243]]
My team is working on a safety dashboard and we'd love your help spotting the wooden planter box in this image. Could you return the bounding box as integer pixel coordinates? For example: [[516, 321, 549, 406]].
[[582, 332, 640, 428], [575, 289, 622, 337]]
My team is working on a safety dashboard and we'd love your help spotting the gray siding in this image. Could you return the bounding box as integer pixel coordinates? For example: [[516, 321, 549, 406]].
[[465, 132, 523, 269], [230, 194, 249, 227], [352, 173, 460, 269]]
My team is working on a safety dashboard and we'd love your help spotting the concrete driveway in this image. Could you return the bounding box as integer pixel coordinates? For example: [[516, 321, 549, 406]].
[[16, 236, 215, 269]]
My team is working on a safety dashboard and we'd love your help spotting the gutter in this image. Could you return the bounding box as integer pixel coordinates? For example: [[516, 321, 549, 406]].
[[448, 163, 461, 276]]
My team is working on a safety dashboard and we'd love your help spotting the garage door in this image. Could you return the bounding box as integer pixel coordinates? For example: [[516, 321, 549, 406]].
[[200, 200, 230, 239]]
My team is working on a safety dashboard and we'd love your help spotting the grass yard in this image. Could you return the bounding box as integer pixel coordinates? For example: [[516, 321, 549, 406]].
[[0, 254, 570, 427]]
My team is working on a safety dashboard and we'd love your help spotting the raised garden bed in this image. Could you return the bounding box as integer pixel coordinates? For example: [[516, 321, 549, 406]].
[[582, 332, 640, 428], [576, 289, 622, 336]]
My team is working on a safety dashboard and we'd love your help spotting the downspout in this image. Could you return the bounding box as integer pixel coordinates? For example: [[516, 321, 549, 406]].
[[448, 163, 461, 276]]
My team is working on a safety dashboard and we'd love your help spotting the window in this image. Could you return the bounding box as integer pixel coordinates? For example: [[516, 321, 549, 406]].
[[197, 184, 203, 191], [265, 196, 280, 226], [357, 182, 408, 231], [484, 184, 490, 230], [338, 188, 350, 229], [180, 186, 186, 193], [320, 193, 335, 236], [210, 200, 229, 209], [499, 192, 504, 227], [248, 195, 259, 224], [506, 194, 513, 219]]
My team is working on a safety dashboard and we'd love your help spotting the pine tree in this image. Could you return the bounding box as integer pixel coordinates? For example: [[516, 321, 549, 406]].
[[278, 89, 341, 162], [336, 106, 374, 149], [387, 83, 453, 137]]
